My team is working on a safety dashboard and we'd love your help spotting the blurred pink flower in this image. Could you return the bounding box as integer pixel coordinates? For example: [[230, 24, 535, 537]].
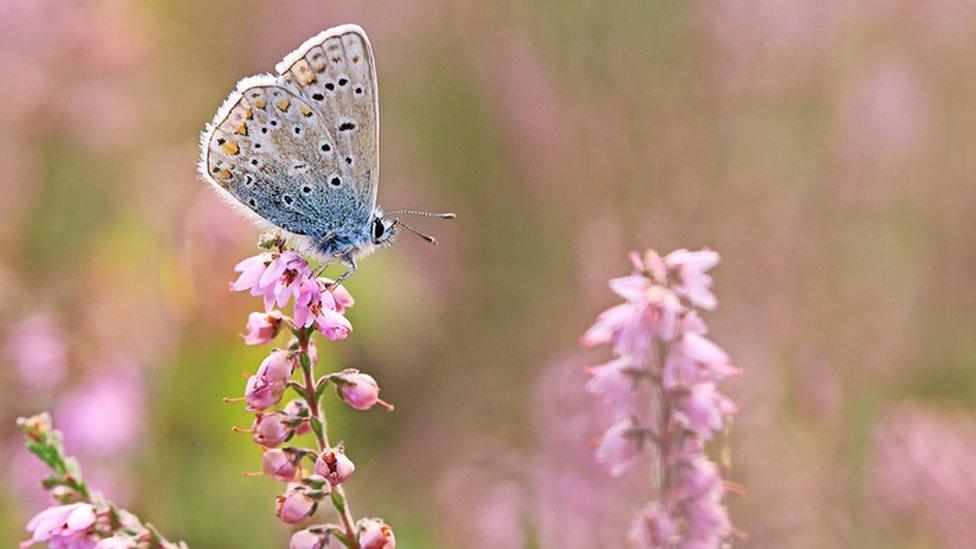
[[22, 502, 96, 548], [664, 249, 720, 311], [629, 503, 677, 548], [56, 365, 144, 455], [6, 313, 68, 388], [870, 404, 976, 545], [596, 416, 644, 477], [582, 248, 738, 546], [586, 356, 639, 413]]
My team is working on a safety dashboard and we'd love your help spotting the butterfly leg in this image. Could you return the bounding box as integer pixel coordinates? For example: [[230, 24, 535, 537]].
[[327, 255, 357, 291]]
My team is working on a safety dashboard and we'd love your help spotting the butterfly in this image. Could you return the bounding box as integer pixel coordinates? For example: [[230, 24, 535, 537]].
[[198, 24, 453, 285]]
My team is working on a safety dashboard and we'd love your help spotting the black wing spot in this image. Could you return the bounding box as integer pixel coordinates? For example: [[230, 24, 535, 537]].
[[270, 120, 278, 126], [338, 78, 348, 86], [312, 93, 324, 101], [325, 83, 335, 91], [330, 176, 341, 187], [294, 126, 302, 135], [338, 122, 356, 131], [244, 174, 254, 185], [251, 159, 259, 166], [283, 195, 293, 205], [352, 56, 360, 63], [217, 138, 226, 145], [248, 198, 257, 207], [345, 156, 353, 165], [261, 127, 268, 134], [320, 142, 331, 152], [302, 185, 312, 193], [354, 87, 363, 95]]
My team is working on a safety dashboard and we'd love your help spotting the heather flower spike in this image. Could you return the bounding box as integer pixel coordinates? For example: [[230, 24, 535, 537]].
[[16, 413, 185, 548], [583, 248, 740, 547], [225, 237, 395, 547]]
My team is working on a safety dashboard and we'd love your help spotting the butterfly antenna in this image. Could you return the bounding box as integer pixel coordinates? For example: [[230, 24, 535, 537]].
[[387, 210, 456, 219], [393, 219, 437, 245]]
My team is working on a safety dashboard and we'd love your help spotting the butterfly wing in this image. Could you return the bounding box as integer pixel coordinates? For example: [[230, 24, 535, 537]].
[[200, 75, 372, 239], [275, 24, 380, 207]]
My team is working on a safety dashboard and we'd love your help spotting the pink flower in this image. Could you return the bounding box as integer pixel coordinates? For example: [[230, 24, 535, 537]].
[[262, 448, 299, 482], [664, 249, 719, 310], [94, 536, 137, 548], [674, 383, 738, 441], [357, 518, 395, 549], [314, 306, 353, 340], [585, 356, 638, 412], [581, 303, 639, 347], [257, 350, 295, 385], [275, 484, 317, 524], [663, 332, 738, 389], [290, 529, 327, 549], [283, 399, 312, 435], [21, 503, 96, 548], [596, 416, 644, 477], [315, 446, 356, 486], [628, 503, 676, 548], [334, 371, 391, 411], [244, 374, 284, 412], [684, 496, 731, 541], [231, 253, 272, 294], [242, 311, 282, 345], [252, 413, 291, 448]]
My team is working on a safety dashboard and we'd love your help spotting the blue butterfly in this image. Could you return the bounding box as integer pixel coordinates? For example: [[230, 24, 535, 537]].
[[199, 24, 452, 285]]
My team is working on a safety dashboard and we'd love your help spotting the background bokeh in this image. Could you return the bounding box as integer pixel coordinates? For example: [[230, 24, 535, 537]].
[[1, 0, 973, 547]]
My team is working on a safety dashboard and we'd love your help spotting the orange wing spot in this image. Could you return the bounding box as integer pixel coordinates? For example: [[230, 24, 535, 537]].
[[235, 122, 249, 136], [276, 98, 290, 112], [299, 105, 314, 118], [216, 170, 232, 181], [221, 141, 240, 155], [253, 98, 267, 109], [244, 109, 254, 120]]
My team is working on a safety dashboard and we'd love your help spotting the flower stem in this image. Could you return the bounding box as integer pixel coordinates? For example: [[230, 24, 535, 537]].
[[297, 329, 359, 548]]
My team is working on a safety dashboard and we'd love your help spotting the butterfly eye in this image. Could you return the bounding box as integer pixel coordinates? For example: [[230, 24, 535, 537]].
[[372, 218, 385, 242]]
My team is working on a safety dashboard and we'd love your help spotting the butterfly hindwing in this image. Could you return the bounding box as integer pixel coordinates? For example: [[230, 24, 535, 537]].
[[202, 78, 367, 238], [276, 24, 380, 207]]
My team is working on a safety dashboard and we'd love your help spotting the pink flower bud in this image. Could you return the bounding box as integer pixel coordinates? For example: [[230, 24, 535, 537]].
[[243, 311, 283, 345], [334, 371, 390, 411], [275, 483, 318, 524], [314, 446, 355, 486], [596, 416, 643, 477], [357, 518, 395, 549], [262, 448, 299, 482], [95, 535, 139, 548], [628, 503, 676, 548], [283, 399, 312, 435], [244, 375, 284, 412], [252, 413, 292, 447], [257, 350, 295, 385], [290, 528, 326, 549]]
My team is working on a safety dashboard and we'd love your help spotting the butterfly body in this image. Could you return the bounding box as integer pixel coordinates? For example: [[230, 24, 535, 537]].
[[199, 24, 446, 278]]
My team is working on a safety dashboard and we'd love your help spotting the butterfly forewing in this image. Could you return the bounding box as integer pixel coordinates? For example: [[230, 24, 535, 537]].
[[275, 24, 380, 206]]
